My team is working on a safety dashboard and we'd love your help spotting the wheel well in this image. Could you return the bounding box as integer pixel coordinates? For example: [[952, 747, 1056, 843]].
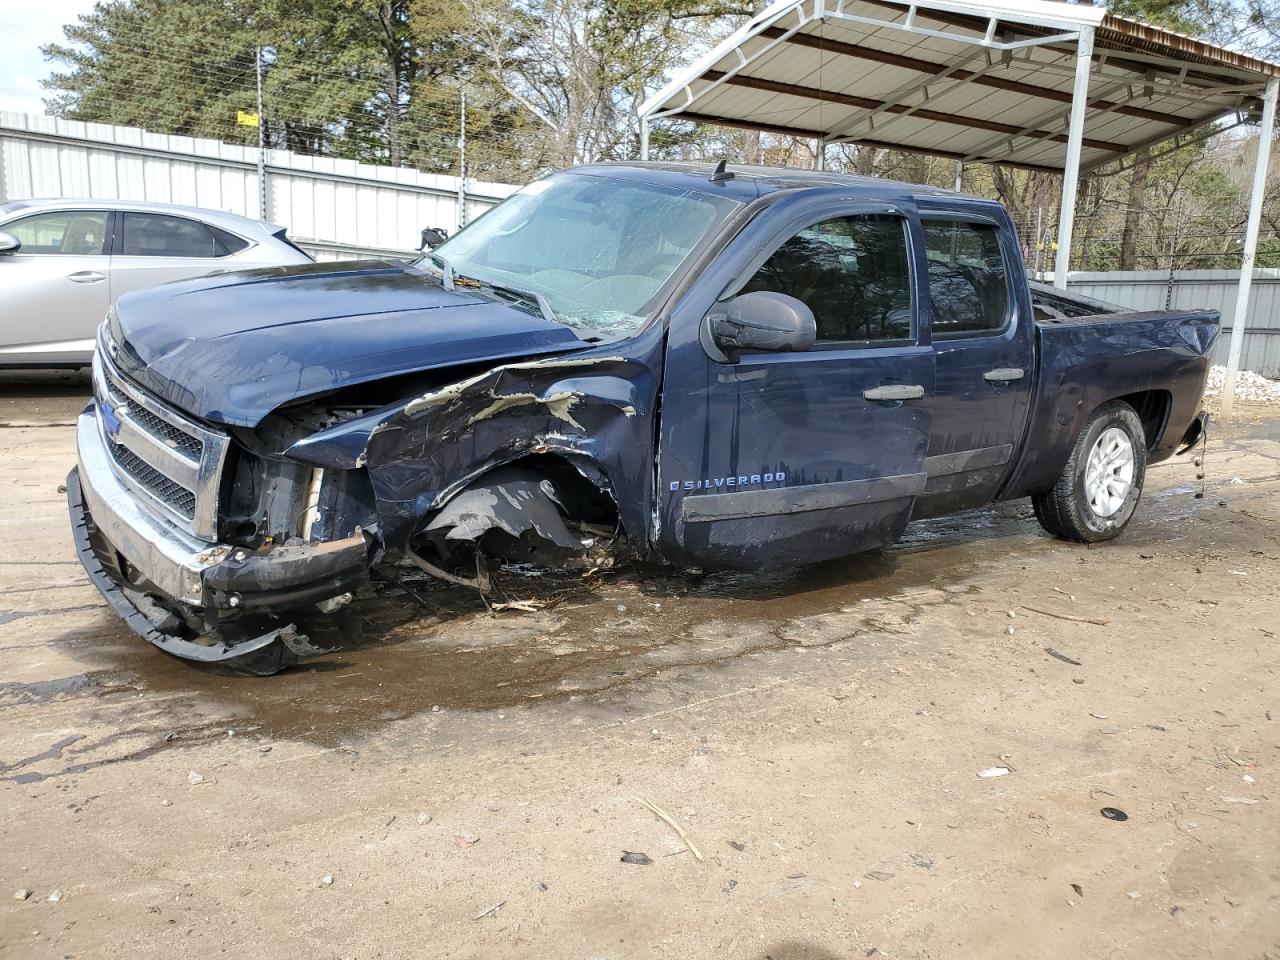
[[410, 452, 621, 579], [504, 452, 621, 532], [1112, 390, 1171, 452]]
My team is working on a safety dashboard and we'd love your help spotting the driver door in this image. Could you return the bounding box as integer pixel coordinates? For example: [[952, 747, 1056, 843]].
[[655, 200, 934, 570]]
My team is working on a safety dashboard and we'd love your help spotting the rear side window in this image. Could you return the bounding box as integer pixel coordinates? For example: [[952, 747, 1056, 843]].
[[5, 211, 109, 255], [121, 213, 248, 258], [923, 220, 1011, 336], [742, 213, 913, 344]]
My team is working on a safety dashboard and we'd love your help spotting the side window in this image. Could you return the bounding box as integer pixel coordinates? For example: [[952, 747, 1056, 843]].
[[121, 213, 242, 258], [5, 211, 109, 255], [742, 213, 913, 344], [922, 220, 1011, 336], [209, 225, 250, 256]]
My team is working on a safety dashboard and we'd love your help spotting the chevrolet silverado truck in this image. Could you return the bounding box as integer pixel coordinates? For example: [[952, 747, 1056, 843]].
[[67, 162, 1217, 673]]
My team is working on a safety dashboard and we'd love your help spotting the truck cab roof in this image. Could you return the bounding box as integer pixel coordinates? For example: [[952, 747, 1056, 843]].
[[569, 160, 990, 208]]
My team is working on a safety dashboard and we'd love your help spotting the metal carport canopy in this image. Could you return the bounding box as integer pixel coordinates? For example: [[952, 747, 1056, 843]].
[[638, 0, 1280, 421]]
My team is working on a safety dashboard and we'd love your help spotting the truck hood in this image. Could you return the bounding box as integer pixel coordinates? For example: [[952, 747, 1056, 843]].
[[107, 260, 590, 427]]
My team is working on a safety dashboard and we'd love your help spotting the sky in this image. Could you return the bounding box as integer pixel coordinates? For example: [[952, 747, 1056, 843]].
[[0, 0, 98, 116]]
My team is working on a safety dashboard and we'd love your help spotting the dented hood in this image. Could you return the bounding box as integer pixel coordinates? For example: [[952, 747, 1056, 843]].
[[107, 260, 589, 427]]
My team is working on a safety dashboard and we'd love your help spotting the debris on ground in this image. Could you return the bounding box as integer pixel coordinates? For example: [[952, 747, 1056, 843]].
[[727, 840, 745, 851], [472, 900, 505, 920], [453, 832, 480, 848], [320, 874, 334, 886], [1202, 365, 1280, 404], [491, 599, 550, 614], [908, 853, 935, 870], [977, 767, 1010, 778], [1071, 883, 1084, 897], [187, 771, 213, 785], [1024, 605, 1109, 626], [722, 879, 737, 893], [13, 889, 30, 901], [1220, 796, 1261, 804], [864, 870, 895, 882], [1101, 807, 1129, 821], [620, 851, 653, 865], [47, 890, 62, 903], [634, 794, 704, 862], [1045, 647, 1083, 666]]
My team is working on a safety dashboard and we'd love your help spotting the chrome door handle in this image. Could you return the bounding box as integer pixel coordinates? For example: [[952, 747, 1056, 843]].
[[863, 384, 925, 401], [983, 367, 1025, 382], [67, 271, 106, 284]]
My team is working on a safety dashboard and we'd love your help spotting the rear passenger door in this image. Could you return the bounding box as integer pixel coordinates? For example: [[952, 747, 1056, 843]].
[[109, 212, 249, 301], [916, 211, 1033, 515]]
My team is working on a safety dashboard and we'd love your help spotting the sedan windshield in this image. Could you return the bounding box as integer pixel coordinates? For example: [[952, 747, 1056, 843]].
[[418, 172, 738, 336]]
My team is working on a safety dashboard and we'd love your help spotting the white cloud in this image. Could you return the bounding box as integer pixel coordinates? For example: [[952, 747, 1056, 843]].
[[0, 0, 100, 116]]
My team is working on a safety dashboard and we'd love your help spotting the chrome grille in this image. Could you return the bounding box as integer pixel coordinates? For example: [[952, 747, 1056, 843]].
[[92, 332, 229, 541], [107, 445, 198, 518], [127, 405, 205, 458]]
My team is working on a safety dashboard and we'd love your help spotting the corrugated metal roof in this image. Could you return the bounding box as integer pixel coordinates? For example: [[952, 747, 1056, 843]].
[[642, 0, 1280, 172]]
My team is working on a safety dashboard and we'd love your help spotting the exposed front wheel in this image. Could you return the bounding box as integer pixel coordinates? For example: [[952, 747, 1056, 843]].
[[1032, 401, 1147, 543]]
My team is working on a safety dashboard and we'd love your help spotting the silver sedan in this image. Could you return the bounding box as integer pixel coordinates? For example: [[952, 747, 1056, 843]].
[[0, 199, 313, 367]]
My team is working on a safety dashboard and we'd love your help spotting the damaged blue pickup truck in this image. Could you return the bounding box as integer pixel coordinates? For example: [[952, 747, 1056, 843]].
[[68, 162, 1217, 672]]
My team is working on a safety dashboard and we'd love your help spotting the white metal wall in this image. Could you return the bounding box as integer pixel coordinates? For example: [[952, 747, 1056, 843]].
[[0, 112, 519, 254], [1067, 270, 1280, 377]]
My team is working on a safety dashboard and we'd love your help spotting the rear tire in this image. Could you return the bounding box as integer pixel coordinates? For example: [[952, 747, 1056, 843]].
[[1032, 401, 1147, 543]]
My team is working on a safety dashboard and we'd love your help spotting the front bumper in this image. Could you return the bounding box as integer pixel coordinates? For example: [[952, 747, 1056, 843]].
[[69, 407, 369, 665]]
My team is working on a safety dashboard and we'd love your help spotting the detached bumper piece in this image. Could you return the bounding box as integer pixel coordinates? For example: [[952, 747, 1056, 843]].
[[1176, 411, 1209, 455], [69, 419, 368, 675]]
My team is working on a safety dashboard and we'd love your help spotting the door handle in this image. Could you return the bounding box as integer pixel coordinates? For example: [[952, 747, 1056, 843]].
[[863, 384, 925, 401], [983, 367, 1025, 382], [67, 271, 106, 284]]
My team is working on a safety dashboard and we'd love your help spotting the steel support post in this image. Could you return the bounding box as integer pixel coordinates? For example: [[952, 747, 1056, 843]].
[[1221, 75, 1279, 425], [1053, 27, 1095, 290]]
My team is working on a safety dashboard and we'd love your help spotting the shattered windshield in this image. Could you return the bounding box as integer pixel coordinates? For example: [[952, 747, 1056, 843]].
[[418, 173, 738, 336]]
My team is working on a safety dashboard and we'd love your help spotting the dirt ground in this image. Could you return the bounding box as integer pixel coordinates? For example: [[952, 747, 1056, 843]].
[[1, 372, 1278, 960]]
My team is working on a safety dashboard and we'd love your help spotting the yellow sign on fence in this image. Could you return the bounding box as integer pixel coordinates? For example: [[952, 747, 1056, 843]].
[[236, 110, 260, 128]]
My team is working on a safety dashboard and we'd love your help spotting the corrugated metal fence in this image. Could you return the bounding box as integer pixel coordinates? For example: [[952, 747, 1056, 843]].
[[0, 112, 518, 259], [1066, 270, 1280, 377]]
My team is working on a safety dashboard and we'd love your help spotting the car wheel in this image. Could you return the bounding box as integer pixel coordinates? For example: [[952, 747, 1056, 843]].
[[1032, 400, 1147, 543]]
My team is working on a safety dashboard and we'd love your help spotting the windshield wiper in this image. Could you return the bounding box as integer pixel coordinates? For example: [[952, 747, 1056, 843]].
[[425, 255, 560, 328]]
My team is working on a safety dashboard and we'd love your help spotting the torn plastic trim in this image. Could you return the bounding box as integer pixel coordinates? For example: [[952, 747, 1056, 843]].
[[426, 444, 617, 522], [423, 465, 586, 551]]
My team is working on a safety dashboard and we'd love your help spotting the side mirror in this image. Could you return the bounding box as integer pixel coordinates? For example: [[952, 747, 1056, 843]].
[[707, 291, 816, 360], [0, 232, 20, 255], [419, 226, 449, 252]]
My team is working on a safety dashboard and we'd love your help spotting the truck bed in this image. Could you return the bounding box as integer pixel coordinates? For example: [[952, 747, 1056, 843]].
[[1029, 280, 1125, 321], [1000, 286, 1220, 500]]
